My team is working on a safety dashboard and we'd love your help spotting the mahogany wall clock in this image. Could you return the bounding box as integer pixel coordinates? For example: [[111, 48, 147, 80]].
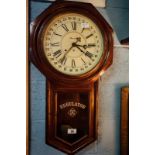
[[30, 0, 113, 154]]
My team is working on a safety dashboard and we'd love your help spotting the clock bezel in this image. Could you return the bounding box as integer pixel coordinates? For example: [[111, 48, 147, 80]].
[[41, 12, 104, 76], [30, 1, 113, 85]]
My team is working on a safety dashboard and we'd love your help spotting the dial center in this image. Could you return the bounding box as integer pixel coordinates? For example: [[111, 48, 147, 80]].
[[61, 32, 86, 58]]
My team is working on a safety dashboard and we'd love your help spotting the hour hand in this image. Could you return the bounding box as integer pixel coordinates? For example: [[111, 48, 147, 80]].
[[73, 44, 85, 54], [73, 44, 96, 49], [72, 43, 84, 48]]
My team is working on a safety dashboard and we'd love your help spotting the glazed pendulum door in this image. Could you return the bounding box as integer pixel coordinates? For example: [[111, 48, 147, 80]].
[[46, 80, 98, 154]]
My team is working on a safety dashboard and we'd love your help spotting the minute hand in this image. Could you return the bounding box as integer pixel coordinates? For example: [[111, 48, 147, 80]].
[[64, 39, 80, 56], [73, 44, 93, 59], [74, 45, 85, 54], [73, 43, 87, 49]]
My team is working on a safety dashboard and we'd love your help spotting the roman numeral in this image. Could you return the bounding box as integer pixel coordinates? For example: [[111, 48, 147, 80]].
[[72, 59, 76, 68], [86, 33, 93, 39], [51, 42, 59, 46], [81, 58, 86, 64], [53, 50, 62, 58], [71, 22, 76, 30], [59, 56, 67, 65], [85, 51, 93, 59], [81, 27, 89, 33], [87, 43, 96, 47], [53, 32, 62, 36], [62, 24, 69, 32], [47, 53, 51, 56]]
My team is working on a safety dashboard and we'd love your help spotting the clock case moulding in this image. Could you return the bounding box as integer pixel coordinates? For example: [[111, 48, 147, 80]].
[[30, 1, 113, 155]]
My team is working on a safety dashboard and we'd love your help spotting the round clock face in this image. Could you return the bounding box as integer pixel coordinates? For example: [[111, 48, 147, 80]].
[[42, 12, 104, 76]]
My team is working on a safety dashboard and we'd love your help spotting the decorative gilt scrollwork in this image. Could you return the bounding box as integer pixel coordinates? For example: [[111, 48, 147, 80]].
[[68, 108, 77, 118]]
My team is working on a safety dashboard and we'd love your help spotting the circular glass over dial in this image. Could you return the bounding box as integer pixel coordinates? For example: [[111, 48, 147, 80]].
[[42, 12, 104, 76]]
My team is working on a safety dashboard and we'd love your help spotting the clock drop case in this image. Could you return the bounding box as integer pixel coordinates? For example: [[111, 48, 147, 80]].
[[30, 1, 113, 154]]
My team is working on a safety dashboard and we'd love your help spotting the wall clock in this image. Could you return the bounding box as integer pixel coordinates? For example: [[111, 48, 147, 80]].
[[30, 0, 113, 154]]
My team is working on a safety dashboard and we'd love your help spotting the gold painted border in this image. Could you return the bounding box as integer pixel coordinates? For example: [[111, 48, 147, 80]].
[[120, 87, 129, 155]]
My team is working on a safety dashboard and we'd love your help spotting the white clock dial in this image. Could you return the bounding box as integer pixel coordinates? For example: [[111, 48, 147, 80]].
[[42, 12, 104, 76]]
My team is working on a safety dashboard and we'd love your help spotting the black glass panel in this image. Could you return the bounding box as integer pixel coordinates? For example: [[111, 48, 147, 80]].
[[56, 92, 89, 144]]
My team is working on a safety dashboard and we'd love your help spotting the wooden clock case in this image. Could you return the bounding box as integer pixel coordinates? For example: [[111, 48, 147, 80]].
[[30, 1, 113, 154]]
